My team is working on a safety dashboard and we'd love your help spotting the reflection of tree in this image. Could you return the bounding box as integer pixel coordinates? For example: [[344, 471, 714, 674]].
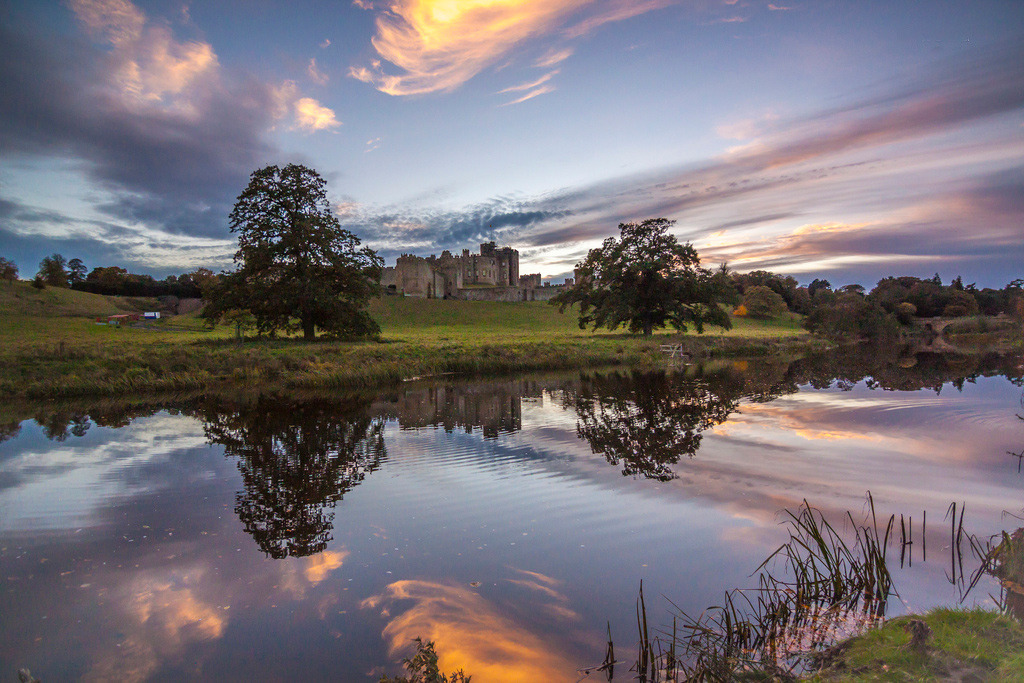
[[568, 371, 740, 481], [0, 421, 21, 443], [200, 397, 386, 558]]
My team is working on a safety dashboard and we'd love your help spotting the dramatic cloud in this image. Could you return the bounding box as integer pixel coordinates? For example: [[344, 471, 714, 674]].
[[350, 44, 1024, 285], [349, 0, 677, 96], [0, 1, 340, 273]]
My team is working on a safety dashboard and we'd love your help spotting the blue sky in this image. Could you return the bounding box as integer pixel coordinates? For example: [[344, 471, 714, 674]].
[[1, 0, 1022, 286]]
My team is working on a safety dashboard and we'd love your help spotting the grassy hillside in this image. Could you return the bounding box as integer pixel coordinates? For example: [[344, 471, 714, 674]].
[[369, 296, 807, 343], [0, 286, 819, 399], [0, 280, 149, 317]]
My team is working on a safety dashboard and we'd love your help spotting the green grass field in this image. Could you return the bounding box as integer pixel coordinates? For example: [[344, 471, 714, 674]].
[[0, 282, 816, 398]]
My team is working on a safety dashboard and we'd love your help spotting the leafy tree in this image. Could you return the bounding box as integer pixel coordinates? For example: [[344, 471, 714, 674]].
[[567, 371, 739, 481], [201, 395, 387, 558], [205, 164, 383, 340], [741, 285, 788, 319], [0, 257, 17, 283], [85, 266, 129, 294], [550, 218, 731, 336], [67, 258, 87, 285], [37, 253, 69, 287], [807, 278, 831, 298]]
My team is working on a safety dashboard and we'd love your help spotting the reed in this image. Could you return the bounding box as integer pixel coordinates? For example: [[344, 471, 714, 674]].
[[638, 494, 899, 680]]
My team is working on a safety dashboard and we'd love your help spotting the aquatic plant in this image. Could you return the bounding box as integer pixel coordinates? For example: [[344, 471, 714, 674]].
[[379, 637, 471, 683]]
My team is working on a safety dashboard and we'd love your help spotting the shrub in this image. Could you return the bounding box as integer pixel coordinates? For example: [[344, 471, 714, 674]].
[[0, 257, 17, 283], [742, 286, 787, 319], [943, 304, 969, 318], [895, 301, 917, 324]]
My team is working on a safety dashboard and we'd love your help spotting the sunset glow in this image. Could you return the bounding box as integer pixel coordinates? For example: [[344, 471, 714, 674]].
[[0, 0, 1021, 285]]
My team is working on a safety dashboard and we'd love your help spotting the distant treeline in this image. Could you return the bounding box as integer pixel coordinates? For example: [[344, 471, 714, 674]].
[[18, 253, 216, 299], [725, 269, 1024, 341]]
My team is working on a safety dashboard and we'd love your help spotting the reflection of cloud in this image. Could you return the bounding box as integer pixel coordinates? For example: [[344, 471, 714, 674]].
[[363, 573, 581, 682], [86, 566, 226, 682], [304, 550, 347, 584]]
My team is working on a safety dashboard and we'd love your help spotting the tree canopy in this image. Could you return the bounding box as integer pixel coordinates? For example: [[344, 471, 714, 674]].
[[550, 218, 731, 336], [37, 253, 69, 287], [204, 164, 383, 340], [0, 257, 17, 283]]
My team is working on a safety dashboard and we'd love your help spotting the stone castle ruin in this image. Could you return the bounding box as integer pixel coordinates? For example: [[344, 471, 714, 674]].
[[381, 242, 572, 302]]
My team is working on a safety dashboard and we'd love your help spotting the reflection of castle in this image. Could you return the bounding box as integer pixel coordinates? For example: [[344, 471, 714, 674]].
[[374, 379, 546, 438], [381, 242, 570, 302]]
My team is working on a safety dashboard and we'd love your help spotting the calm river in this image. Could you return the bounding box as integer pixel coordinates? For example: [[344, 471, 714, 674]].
[[1, 351, 1022, 681]]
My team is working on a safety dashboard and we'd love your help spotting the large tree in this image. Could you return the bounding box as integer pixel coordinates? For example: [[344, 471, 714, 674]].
[[551, 218, 731, 336], [37, 253, 69, 287], [205, 164, 383, 340], [67, 258, 87, 285]]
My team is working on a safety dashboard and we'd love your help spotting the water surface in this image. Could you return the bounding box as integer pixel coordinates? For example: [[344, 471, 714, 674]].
[[1, 351, 1021, 680]]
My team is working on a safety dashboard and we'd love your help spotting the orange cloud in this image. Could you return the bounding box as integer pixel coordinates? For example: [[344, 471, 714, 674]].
[[351, 0, 677, 96], [304, 550, 347, 584], [294, 97, 342, 131], [363, 575, 581, 682]]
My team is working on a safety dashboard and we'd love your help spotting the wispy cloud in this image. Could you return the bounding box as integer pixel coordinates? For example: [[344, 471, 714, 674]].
[[350, 0, 678, 96], [563, 0, 677, 39], [535, 47, 573, 68], [307, 57, 328, 85], [497, 70, 559, 94], [500, 84, 556, 106]]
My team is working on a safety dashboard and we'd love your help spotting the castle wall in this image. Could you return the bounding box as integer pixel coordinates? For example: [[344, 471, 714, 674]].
[[384, 243, 535, 300], [454, 285, 567, 302]]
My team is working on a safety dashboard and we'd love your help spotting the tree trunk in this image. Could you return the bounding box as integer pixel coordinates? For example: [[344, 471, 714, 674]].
[[303, 319, 315, 340], [643, 323, 653, 336]]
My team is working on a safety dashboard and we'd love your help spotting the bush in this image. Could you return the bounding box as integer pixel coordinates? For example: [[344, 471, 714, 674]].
[[943, 304, 969, 318], [742, 286, 787, 319], [895, 301, 917, 324], [0, 257, 17, 283], [804, 292, 901, 342]]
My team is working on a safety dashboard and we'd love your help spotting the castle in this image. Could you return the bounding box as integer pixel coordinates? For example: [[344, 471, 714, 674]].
[[381, 242, 572, 302]]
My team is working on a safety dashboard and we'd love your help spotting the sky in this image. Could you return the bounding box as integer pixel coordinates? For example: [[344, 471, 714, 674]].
[[1, 0, 1022, 287]]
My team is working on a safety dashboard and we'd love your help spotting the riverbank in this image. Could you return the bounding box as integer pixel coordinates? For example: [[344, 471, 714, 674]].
[[810, 608, 1024, 681], [0, 282, 822, 399]]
